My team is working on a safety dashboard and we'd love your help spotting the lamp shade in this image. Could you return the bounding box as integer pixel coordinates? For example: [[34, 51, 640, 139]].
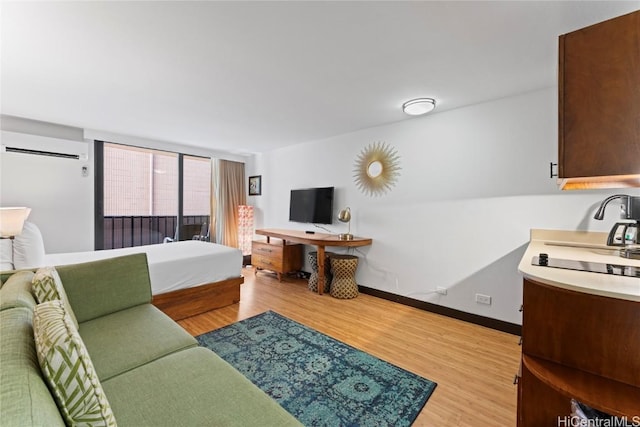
[[0, 207, 31, 238], [338, 207, 353, 240], [237, 205, 254, 256], [338, 207, 351, 223]]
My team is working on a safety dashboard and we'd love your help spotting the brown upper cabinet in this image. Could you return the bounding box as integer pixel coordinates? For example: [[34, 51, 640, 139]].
[[558, 10, 640, 190]]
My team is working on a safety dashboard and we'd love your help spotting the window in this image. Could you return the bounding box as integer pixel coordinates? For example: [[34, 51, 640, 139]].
[[182, 155, 212, 240], [95, 142, 211, 249], [183, 155, 211, 216]]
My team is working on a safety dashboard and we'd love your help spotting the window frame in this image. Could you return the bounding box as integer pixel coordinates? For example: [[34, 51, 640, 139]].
[[94, 140, 211, 250]]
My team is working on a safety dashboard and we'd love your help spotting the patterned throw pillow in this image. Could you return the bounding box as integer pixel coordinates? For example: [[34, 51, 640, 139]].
[[32, 266, 79, 329], [33, 300, 117, 427]]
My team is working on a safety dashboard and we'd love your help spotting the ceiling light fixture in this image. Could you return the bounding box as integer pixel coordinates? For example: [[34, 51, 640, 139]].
[[402, 98, 436, 116]]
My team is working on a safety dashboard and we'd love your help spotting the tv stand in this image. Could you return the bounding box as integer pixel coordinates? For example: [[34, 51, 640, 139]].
[[254, 229, 372, 295]]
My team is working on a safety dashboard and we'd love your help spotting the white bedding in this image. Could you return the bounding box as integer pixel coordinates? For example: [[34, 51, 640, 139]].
[[44, 241, 242, 295]]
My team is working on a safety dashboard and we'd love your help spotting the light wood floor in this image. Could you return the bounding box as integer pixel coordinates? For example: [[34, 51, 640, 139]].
[[179, 267, 521, 426]]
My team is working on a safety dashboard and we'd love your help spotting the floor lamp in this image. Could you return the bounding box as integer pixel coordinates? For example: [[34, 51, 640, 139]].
[[237, 205, 254, 264]]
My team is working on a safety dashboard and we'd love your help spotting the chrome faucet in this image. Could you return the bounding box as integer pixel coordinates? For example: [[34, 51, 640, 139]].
[[593, 194, 640, 221], [594, 194, 640, 247]]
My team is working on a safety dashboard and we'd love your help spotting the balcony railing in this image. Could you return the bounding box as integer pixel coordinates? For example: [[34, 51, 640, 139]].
[[103, 215, 210, 250]]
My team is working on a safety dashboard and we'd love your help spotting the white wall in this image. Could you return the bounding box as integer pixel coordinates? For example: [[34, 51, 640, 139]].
[[0, 131, 94, 253], [247, 88, 635, 325]]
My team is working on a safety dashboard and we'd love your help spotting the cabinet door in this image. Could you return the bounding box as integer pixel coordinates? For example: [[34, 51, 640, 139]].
[[522, 279, 640, 386], [559, 10, 640, 179], [518, 363, 570, 426]]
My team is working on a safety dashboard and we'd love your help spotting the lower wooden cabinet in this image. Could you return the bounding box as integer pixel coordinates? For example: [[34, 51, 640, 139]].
[[251, 239, 302, 281], [517, 278, 640, 425], [518, 362, 569, 425]]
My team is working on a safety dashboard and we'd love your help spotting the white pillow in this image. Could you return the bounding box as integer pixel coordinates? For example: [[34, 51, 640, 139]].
[[13, 221, 46, 269], [0, 239, 13, 270]]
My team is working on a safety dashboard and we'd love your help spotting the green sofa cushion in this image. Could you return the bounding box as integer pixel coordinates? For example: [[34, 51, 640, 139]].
[[56, 253, 152, 323], [79, 304, 197, 381], [102, 347, 302, 427], [0, 271, 36, 311], [0, 307, 65, 427]]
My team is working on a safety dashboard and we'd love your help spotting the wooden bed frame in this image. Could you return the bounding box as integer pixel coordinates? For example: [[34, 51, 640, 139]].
[[152, 276, 244, 321]]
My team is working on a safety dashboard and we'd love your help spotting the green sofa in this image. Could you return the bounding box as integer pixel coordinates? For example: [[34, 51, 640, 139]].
[[0, 253, 301, 426]]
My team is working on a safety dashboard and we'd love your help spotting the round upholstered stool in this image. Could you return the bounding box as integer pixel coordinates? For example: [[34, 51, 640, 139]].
[[329, 254, 359, 299], [308, 251, 333, 293]]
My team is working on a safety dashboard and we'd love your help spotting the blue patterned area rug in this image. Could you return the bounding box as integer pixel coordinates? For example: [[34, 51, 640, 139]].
[[196, 311, 437, 426]]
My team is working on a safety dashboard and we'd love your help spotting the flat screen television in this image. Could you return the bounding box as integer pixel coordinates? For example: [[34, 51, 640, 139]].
[[289, 187, 334, 224]]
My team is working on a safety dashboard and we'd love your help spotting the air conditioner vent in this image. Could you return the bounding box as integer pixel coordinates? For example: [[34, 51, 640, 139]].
[[4, 146, 80, 160]]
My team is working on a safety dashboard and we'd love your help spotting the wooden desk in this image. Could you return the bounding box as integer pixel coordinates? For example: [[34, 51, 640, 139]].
[[255, 229, 372, 295]]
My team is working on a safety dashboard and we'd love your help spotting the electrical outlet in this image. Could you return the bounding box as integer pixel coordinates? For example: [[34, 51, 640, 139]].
[[476, 293, 492, 305], [436, 287, 447, 295]]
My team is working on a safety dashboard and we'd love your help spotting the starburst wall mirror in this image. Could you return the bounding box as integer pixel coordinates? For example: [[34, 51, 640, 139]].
[[353, 142, 401, 197]]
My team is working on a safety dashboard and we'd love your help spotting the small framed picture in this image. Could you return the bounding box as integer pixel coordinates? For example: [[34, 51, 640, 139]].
[[249, 175, 262, 196]]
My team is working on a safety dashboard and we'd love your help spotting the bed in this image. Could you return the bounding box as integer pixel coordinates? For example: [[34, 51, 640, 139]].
[[4, 222, 244, 320]]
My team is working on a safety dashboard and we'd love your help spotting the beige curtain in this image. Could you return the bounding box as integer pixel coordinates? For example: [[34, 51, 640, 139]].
[[210, 159, 246, 246]]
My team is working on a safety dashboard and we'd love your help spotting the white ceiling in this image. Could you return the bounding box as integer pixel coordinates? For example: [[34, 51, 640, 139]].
[[2, 1, 639, 154]]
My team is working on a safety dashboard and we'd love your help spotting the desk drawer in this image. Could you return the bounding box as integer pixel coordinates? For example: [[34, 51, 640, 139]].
[[252, 241, 283, 263], [251, 240, 302, 277], [252, 253, 281, 270]]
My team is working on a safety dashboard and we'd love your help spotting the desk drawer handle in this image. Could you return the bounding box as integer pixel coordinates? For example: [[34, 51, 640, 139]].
[[257, 248, 273, 253], [513, 374, 519, 385]]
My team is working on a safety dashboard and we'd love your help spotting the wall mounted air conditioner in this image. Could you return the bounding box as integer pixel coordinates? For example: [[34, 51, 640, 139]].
[[0, 131, 89, 161]]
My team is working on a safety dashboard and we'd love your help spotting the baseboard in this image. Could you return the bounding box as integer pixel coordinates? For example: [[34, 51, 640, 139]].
[[358, 286, 522, 336]]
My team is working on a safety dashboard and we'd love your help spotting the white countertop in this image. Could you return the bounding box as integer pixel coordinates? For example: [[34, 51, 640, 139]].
[[518, 229, 640, 301]]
